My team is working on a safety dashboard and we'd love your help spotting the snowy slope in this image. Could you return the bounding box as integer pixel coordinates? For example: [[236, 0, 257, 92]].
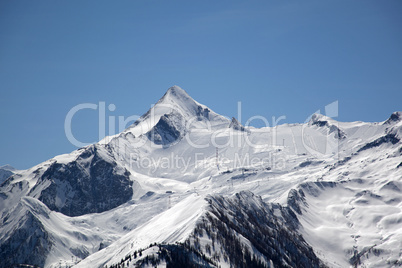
[[76, 191, 322, 268], [0, 165, 17, 185], [0, 86, 401, 267]]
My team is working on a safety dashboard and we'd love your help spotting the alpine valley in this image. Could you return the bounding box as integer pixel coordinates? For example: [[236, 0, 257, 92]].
[[1, 86, 401, 268]]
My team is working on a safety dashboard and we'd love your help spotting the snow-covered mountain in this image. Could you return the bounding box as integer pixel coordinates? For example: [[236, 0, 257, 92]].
[[0, 165, 16, 185], [1, 86, 401, 268]]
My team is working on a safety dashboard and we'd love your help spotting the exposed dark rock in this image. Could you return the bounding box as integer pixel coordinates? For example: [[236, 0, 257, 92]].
[[329, 124, 346, 139], [358, 133, 400, 152], [196, 105, 210, 120], [200, 191, 321, 268], [0, 166, 14, 185], [384, 112, 402, 125], [30, 146, 133, 217], [299, 161, 313, 168], [312, 119, 346, 140], [287, 188, 307, 214], [146, 112, 186, 146], [350, 245, 377, 267], [228, 117, 248, 132], [299, 160, 324, 168], [0, 210, 52, 268], [113, 191, 323, 268], [312, 120, 328, 127], [133, 244, 215, 268]]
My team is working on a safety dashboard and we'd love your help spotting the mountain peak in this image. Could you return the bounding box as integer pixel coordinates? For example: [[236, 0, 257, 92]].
[[124, 86, 230, 138], [167, 85, 186, 95], [0, 164, 16, 171], [160, 85, 192, 105], [384, 111, 402, 125], [308, 113, 346, 139], [310, 113, 331, 123], [155, 86, 206, 120]]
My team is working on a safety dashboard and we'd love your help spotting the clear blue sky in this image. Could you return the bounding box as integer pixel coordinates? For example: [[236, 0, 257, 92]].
[[1, 0, 401, 169]]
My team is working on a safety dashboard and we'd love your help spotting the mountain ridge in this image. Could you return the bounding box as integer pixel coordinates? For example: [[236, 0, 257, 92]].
[[0, 86, 401, 267]]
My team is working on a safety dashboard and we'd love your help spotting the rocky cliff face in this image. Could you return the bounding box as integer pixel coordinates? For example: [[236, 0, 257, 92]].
[[30, 145, 133, 217], [0, 204, 52, 268], [0, 165, 15, 185], [146, 111, 186, 146]]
